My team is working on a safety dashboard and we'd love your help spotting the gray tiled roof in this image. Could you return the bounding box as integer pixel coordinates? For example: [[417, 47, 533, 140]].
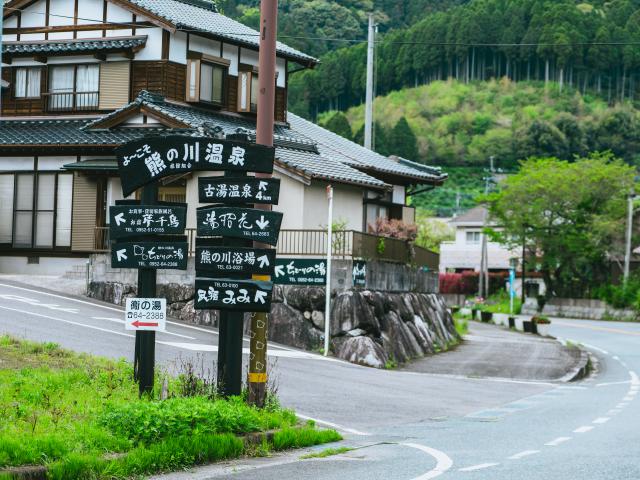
[[287, 113, 448, 184], [0, 119, 167, 146], [129, 0, 317, 64], [276, 147, 386, 189], [2, 36, 147, 55]]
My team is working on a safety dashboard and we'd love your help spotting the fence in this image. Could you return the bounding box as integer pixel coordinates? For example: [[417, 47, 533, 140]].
[[93, 227, 439, 269]]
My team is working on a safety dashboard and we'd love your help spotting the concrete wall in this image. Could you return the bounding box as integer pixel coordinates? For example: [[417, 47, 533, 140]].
[[0, 256, 86, 275], [521, 297, 638, 321], [440, 226, 517, 273]]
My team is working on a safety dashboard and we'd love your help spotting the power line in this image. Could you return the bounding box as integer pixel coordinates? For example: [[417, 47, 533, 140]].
[[6, 6, 640, 48]]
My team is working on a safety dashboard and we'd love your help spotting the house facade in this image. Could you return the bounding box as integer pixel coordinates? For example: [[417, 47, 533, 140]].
[[439, 206, 516, 273], [0, 0, 446, 275]]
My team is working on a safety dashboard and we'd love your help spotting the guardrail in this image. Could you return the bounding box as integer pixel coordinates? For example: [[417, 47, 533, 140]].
[[93, 227, 439, 268]]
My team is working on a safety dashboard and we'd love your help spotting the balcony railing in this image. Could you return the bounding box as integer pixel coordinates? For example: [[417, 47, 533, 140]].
[[45, 91, 99, 112], [93, 227, 439, 269]]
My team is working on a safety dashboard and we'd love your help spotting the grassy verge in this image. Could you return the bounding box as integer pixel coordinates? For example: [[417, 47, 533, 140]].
[[454, 317, 469, 336], [0, 335, 340, 479], [300, 447, 353, 459]]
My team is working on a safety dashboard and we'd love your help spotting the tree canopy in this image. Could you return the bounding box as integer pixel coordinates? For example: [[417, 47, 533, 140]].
[[486, 152, 636, 298]]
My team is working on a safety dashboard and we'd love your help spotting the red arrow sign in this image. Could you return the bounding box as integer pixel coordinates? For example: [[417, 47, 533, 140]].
[[131, 320, 159, 328]]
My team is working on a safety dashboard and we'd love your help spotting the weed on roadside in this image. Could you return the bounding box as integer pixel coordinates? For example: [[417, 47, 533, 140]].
[[300, 447, 353, 459]]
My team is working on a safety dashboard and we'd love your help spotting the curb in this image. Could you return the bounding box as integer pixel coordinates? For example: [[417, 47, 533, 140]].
[[0, 426, 307, 480], [558, 347, 591, 383]]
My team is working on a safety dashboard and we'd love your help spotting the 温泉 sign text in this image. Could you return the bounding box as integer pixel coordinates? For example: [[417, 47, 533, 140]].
[[196, 247, 276, 276], [109, 205, 186, 239], [194, 278, 273, 312], [197, 207, 283, 246], [125, 297, 166, 331], [116, 136, 275, 196], [111, 241, 188, 270], [352, 261, 367, 287], [274, 259, 327, 285], [198, 177, 280, 205]]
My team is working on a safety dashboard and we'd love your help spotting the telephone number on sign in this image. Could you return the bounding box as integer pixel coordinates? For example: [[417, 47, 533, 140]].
[[127, 312, 165, 320]]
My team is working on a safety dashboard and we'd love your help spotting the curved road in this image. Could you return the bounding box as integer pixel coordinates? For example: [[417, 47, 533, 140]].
[[0, 280, 637, 479]]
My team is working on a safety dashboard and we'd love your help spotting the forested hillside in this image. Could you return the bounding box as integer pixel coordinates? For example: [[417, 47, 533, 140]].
[[288, 0, 640, 117], [217, 0, 467, 57]]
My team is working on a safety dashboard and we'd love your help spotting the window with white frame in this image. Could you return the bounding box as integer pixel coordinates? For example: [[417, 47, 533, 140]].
[[466, 231, 481, 244], [14, 67, 42, 98], [48, 64, 99, 110], [0, 173, 73, 249]]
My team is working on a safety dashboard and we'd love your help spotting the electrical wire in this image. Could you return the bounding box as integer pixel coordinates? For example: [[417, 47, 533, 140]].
[[5, 5, 640, 48]]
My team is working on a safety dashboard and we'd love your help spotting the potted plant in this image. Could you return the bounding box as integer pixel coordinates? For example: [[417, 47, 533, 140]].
[[451, 305, 461, 314], [508, 316, 516, 329], [480, 310, 493, 323], [532, 315, 551, 336]]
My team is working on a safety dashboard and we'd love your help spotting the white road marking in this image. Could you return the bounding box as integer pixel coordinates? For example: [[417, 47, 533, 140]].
[[296, 414, 371, 436], [579, 342, 608, 355], [508, 450, 539, 460], [612, 356, 621, 361], [596, 381, 631, 387], [401, 443, 453, 480], [592, 417, 610, 424], [630, 371, 640, 386], [545, 437, 571, 446], [573, 426, 594, 433], [607, 409, 622, 415], [0, 305, 133, 338], [459, 463, 499, 472], [0, 294, 79, 313], [622, 396, 634, 401], [157, 341, 335, 361], [617, 403, 628, 408], [92, 317, 195, 340]]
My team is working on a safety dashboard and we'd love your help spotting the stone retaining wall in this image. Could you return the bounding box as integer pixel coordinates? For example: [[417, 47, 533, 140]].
[[521, 297, 638, 321], [87, 282, 457, 368]]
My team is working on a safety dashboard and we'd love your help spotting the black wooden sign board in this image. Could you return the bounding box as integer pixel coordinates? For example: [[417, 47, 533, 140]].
[[194, 278, 273, 312], [197, 206, 283, 246], [196, 247, 276, 276], [352, 261, 367, 287], [115, 136, 276, 196], [274, 259, 327, 285], [111, 240, 188, 270], [109, 205, 187, 239], [198, 177, 280, 205]]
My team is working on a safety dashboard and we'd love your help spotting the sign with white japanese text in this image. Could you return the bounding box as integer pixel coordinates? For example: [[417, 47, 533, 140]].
[[197, 206, 283, 246], [352, 261, 367, 287], [274, 259, 327, 285], [194, 278, 273, 312], [125, 297, 166, 331], [111, 240, 188, 270], [198, 177, 280, 205], [115, 136, 275, 196], [109, 205, 186, 239], [196, 247, 276, 276]]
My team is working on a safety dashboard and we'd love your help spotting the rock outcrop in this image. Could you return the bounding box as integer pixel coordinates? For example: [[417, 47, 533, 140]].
[[87, 282, 457, 368]]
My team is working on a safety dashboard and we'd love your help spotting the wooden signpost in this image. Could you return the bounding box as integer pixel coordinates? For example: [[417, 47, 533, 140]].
[[114, 133, 279, 398]]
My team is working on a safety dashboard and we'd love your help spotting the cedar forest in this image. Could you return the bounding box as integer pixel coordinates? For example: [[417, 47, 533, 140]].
[[220, 0, 640, 215]]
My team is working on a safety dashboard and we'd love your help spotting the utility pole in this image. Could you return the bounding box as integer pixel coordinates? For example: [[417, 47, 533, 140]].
[[478, 156, 494, 299], [624, 190, 635, 283], [249, 0, 278, 407], [323, 185, 333, 356], [364, 14, 375, 150]]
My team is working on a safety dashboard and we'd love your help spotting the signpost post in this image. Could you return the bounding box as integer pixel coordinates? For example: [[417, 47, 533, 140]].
[[324, 185, 333, 357]]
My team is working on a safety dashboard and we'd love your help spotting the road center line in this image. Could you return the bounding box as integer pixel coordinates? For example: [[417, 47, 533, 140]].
[[573, 426, 594, 433], [0, 305, 134, 339], [592, 417, 610, 424], [554, 322, 640, 337], [401, 443, 453, 480], [545, 437, 572, 446], [459, 463, 499, 472], [596, 381, 631, 387], [295, 413, 371, 436], [508, 450, 539, 460]]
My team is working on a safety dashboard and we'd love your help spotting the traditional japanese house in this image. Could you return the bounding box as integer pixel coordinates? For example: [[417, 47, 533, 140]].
[[0, 0, 447, 274]]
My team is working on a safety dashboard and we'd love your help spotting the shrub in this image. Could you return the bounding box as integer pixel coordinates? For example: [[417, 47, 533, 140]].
[[439, 271, 508, 295], [368, 218, 417, 242]]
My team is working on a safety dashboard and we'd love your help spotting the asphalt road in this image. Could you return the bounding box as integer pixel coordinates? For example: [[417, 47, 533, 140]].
[[0, 280, 638, 479]]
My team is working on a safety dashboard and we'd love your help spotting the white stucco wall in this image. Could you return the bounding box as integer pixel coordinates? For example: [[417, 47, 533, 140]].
[[272, 172, 305, 230], [440, 226, 517, 272], [303, 182, 363, 231]]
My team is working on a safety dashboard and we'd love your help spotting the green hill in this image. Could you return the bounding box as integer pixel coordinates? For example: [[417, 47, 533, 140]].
[[317, 79, 640, 215]]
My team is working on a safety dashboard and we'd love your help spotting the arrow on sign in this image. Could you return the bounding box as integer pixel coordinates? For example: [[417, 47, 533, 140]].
[[259, 181, 268, 191], [257, 255, 270, 268], [114, 213, 126, 226], [256, 216, 270, 230], [275, 265, 285, 277], [116, 249, 128, 261], [131, 320, 159, 328], [254, 290, 268, 304]]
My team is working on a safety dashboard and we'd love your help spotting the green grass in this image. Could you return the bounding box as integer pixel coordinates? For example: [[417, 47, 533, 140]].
[[300, 447, 353, 459], [480, 292, 522, 315], [0, 335, 339, 478], [454, 318, 469, 336]]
